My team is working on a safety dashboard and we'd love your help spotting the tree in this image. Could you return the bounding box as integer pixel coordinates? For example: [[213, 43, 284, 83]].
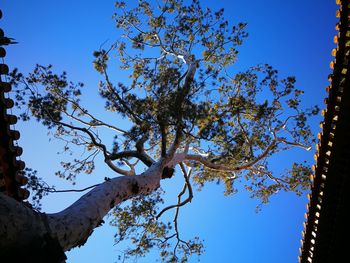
[[1, 0, 318, 262]]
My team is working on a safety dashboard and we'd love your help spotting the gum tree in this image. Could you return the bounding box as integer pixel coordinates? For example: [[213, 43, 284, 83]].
[[1, 0, 318, 261]]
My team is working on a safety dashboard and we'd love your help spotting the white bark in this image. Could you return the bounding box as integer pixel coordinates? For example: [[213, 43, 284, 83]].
[[0, 162, 163, 254]]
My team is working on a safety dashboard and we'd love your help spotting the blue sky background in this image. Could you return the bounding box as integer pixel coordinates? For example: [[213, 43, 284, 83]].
[[1, 1, 337, 262]]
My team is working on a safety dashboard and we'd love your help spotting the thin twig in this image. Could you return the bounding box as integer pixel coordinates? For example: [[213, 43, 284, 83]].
[[46, 183, 101, 193]]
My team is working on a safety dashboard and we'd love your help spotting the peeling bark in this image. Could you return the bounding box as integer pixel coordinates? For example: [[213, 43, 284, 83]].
[[0, 162, 163, 259]]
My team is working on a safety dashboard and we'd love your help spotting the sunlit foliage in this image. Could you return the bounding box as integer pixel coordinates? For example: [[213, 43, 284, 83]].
[[9, 0, 318, 261]]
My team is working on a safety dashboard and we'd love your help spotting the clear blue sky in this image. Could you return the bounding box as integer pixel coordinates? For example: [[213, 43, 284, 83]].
[[1, 1, 337, 262]]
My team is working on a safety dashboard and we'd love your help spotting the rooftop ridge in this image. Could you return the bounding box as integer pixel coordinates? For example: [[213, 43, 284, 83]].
[[299, 0, 350, 262], [0, 9, 29, 202]]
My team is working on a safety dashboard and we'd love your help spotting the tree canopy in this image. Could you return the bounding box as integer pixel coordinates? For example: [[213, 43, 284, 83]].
[[9, 0, 318, 261]]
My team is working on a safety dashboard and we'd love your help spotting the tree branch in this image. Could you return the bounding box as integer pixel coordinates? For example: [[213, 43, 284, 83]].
[[109, 150, 154, 167], [51, 119, 134, 176], [155, 163, 193, 219], [185, 139, 278, 172], [50, 89, 127, 134], [45, 183, 101, 193], [102, 68, 143, 125]]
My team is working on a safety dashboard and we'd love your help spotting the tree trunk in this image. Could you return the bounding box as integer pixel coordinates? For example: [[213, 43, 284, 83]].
[[0, 163, 162, 261]]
